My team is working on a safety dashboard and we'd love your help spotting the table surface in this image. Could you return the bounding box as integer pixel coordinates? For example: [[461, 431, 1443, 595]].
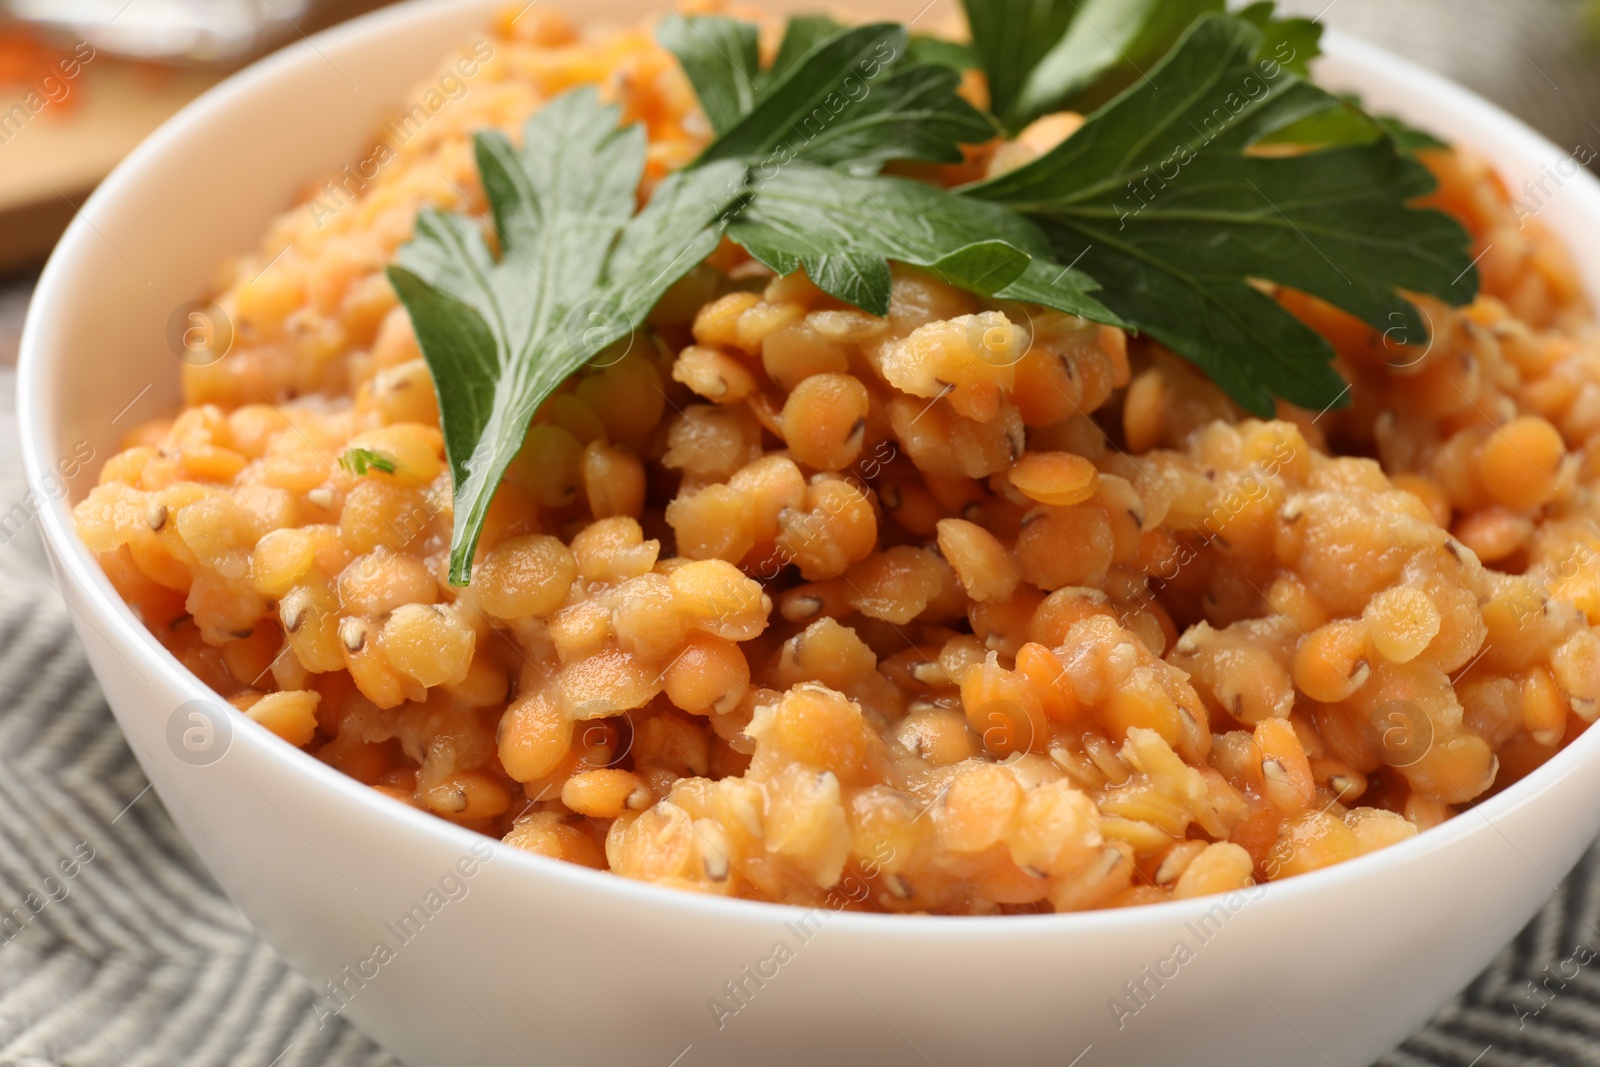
[[6, 1, 1600, 1064]]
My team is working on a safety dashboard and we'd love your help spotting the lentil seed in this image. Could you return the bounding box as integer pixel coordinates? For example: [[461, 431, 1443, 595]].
[[338, 617, 366, 653]]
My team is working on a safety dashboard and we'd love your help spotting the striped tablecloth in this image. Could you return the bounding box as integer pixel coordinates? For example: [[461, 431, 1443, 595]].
[[3, 1, 1600, 1062]]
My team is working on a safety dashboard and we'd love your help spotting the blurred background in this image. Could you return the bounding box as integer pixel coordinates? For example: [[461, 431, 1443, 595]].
[[0, 0, 1598, 368], [0, 0, 403, 371]]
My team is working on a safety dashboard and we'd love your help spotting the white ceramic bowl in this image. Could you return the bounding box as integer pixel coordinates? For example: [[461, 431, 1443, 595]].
[[18, 3, 1600, 1065]]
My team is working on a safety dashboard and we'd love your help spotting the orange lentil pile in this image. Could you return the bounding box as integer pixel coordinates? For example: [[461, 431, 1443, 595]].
[[73, 6, 1600, 914]]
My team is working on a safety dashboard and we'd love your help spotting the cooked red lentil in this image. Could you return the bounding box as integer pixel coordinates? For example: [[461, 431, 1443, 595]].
[[73, 5, 1600, 914]]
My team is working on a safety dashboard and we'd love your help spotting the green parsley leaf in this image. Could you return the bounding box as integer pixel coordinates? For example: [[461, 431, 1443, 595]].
[[903, 35, 976, 72], [1265, 94, 1448, 153], [1236, 2, 1321, 77], [1376, 115, 1449, 154], [1225, 12, 1442, 155], [727, 162, 1125, 325], [770, 16, 845, 82], [960, 0, 1075, 130], [963, 0, 1224, 133], [663, 17, 1110, 328], [654, 16, 759, 134], [965, 12, 1477, 416], [340, 448, 396, 477], [659, 16, 977, 134], [1202, 10, 1440, 154], [662, 19, 994, 176], [388, 88, 745, 584]]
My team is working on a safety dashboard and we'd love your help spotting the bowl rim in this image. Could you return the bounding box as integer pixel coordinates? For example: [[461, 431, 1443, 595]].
[[18, 0, 1600, 937]]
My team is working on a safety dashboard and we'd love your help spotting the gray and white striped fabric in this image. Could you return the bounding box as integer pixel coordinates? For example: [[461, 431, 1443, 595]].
[[4, 2, 1600, 1062]]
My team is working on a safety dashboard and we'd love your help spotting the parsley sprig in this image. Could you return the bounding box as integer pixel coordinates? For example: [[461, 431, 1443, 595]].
[[965, 12, 1477, 414], [966, 0, 1225, 132], [724, 163, 1124, 324], [662, 12, 1123, 325], [661, 17, 994, 174], [388, 89, 743, 584], [390, 2, 1479, 585]]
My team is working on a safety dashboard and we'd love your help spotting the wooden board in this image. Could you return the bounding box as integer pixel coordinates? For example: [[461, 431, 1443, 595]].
[[0, 59, 222, 272], [0, 0, 395, 274]]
